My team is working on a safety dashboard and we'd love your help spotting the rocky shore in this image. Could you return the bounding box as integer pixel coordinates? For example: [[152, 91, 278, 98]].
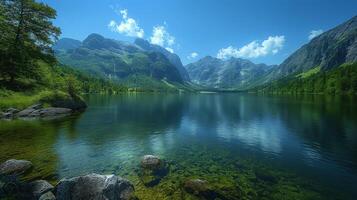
[[0, 102, 86, 120], [0, 156, 222, 200]]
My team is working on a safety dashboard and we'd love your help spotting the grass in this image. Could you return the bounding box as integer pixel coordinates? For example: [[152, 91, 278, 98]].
[[0, 89, 70, 110], [296, 66, 321, 79]]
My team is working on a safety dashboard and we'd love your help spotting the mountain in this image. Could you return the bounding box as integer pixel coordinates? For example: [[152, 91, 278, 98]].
[[276, 15, 357, 78], [254, 15, 357, 93], [185, 56, 274, 89], [134, 38, 190, 81], [53, 38, 82, 51], [54, 34, 185, 89]]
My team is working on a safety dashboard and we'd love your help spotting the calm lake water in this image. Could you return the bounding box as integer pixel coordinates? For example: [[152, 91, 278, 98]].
[[1, 93, 357, 199]]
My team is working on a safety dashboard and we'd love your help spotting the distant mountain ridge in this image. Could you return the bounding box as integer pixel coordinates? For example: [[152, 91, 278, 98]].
[[185, 56, 275, 89], [53, 15, 357, 91], [134, 38, 190, 81], [54, 34, 186, 89]]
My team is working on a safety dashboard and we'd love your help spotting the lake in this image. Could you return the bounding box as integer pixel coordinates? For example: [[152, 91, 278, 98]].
[[1, 93, 357, 199]]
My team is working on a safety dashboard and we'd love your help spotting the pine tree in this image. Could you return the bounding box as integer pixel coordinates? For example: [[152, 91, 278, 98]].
[[0, 0, 60, 84]]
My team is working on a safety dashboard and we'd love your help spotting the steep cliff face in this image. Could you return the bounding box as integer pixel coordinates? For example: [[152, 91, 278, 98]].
[[277, 16, 357, 77]]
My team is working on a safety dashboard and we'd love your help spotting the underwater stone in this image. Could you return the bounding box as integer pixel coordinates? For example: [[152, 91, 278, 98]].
[[29, 180, 54, 198], [56, 173, 134, 200], [139, 155, 169, 187], [184, 179, 221, 199], [0, 159, 33, 176], [141, 155, 161, 170], [39, 191, 56, 200]]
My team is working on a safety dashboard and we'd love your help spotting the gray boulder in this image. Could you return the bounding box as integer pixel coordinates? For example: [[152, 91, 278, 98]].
[[39, 191, 56, 200], [5, 108, 19, 114], [30, 180, 54, 198], [1, 108, 19, 119], [37, 107, 72, 118], [16, 104, 43, 117], [139, 155, 168, 187], [184, 179, 224, 199], [56, 173, 135, 200], [0, 159, 33, 176], [141, 155, 161, 170]]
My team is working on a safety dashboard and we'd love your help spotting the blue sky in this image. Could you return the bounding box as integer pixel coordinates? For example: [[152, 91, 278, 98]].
[[42, 0, 357, 65]]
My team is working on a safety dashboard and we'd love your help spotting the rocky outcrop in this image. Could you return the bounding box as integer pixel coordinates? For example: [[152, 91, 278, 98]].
[[1, 108, 20, 119], [0, 159, 136, 200], [56, 173, 135, 200], [139, 155, 169, 187], [0, 159, 33, 176], [1, 104, 75, 120]]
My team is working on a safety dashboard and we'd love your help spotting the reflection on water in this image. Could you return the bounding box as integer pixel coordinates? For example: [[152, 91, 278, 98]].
[[0, 93, 357, 199]]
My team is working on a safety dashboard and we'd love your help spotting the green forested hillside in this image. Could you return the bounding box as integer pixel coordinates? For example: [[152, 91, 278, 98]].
[[255, 63, 357, 94], [0, 0, 129, 109]]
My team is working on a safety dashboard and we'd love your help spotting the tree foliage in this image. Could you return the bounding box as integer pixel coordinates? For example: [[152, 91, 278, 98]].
[[0, 0, 60, 83], [256, 63, 357, 95]]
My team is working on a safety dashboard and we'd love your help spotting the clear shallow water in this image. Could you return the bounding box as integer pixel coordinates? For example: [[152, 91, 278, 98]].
[[1, 93, 357, 199]]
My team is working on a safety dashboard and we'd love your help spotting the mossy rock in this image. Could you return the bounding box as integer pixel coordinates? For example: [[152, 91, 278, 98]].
[[139, 155, 169, 187], [39, 91, 87, 111]]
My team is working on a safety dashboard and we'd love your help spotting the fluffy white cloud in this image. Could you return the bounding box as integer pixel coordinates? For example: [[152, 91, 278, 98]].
[[308, 29, 323, 40], [150, 26, 175, 51], [187, 52, 199, 59], [217, 36, 285, 59], [108, 9, 144, 38]]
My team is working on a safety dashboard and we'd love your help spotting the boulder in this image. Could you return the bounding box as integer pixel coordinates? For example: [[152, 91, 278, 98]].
[[184, 179, 221, 199], [38, 107, 72, 117], [141, 155, 161, 170], [56, 173, 135, 200], [16, 104, 43, 117], [29, 180, 54, 198], [0, 159, 33, 176], [39, 191, 56, 200], [1, 108, 19, 119], [5, 108, 19, 114], [139, 155, 168, 187]]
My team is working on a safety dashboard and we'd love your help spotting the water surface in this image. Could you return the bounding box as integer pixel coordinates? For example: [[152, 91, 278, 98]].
[[1, 93, 357, 199]]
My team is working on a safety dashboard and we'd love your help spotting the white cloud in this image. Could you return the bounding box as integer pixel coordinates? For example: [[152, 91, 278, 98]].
[[108, 9, 144, 38], [217, 36, 285, 59], [308, 29, 323, 40], [150, 25, 175, 52], [187, 52, 198, 59]]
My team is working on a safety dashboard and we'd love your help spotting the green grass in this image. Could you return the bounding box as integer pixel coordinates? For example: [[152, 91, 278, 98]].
[[0, 90, 70, 110], [296, 66, 321, 79]]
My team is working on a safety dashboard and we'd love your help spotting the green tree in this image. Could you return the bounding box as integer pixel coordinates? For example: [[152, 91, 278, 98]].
[[0, 0, 60, 84]]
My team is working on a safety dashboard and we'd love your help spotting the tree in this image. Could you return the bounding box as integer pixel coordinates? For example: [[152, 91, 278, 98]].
[[0, 0, 61, 84]]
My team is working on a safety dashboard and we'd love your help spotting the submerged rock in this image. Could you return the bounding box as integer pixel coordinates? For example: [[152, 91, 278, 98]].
[[37, 107, 72, 117], [56, 173, 134, 200], [39, 191, 56, 200], [141, 155, 161, 170], [184, 179, 224, 200], [0, 159, 33, 176], [139, 155, 169, 187], [29, 180, 54, 198]]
